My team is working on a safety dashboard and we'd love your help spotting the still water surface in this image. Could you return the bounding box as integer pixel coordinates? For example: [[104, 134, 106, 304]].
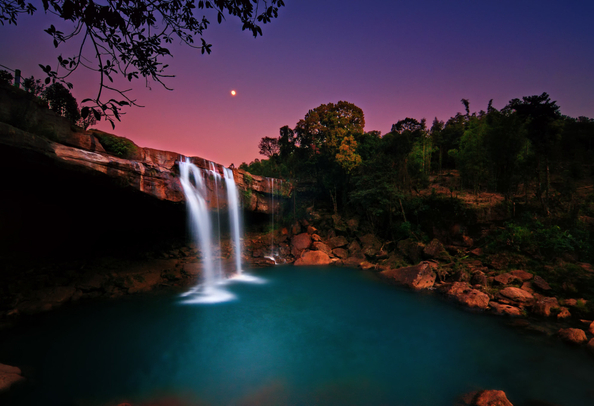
[[2, 266, 594, 405]]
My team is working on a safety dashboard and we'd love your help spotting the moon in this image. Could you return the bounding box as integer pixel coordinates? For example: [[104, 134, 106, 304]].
[[231, 90, 236, 96]]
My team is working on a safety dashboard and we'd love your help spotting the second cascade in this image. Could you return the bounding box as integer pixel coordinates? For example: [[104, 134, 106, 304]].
[[179, 158, 262, 304]]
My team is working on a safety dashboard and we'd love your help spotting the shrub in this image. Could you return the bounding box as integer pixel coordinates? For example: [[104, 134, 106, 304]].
[[93, 132, 137, 158]]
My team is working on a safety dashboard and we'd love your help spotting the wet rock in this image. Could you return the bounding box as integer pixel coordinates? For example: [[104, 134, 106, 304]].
[[490, 302, 522, 317], [510, 270, 533, 281], [493, 273, 517, 285], [359, 261, 375, 271], [532, 297, 560, 317], [327, 235, 349, 249], [558, 328, 587, 345], [423, 238, 449, 261], [533, 275, 551, 291], [294, 250, 331, 266], [332, 248, 349, 259], [379, 262, 436, 290], [498, 287, 534, 304], [444, 282, 490, 309], [0, 363, 25, 392]]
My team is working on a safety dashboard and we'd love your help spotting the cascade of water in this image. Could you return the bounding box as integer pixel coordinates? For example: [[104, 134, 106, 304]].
[[223, 167, 243, 274], [179, 159, 217, 288], [270, 177, 275, 257], [209, 161, 223, 280]]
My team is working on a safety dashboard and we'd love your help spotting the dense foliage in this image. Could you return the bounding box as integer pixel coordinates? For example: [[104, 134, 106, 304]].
[[242, 94, 594, 253]]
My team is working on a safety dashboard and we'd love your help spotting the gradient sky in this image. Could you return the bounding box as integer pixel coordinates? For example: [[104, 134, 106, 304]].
[[1, 0, 593, 166]]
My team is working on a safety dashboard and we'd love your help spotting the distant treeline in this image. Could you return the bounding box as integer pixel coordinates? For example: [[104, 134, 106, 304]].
[[241, 95, 594, 237]]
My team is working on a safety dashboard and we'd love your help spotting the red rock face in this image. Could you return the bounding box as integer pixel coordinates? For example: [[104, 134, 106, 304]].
[[0, 122, 290, 214]]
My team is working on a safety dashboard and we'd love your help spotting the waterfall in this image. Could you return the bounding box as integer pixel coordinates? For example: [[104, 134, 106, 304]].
[[265, 177, 277, 264], [179, 158, 266, 303], [223, 167, 243, 274], [179, 159, 218, 289]]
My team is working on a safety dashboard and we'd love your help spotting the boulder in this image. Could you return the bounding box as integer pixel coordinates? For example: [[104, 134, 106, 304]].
[[342, 252, 367, 268], [327, 235, 349, 249], [558, 328, 587, 345], [590, 320, 594, 335], [311, 234, 322, 242], [533, 275, 552, 291], [532, 297, 560, 317], [291, 233, 312, 252], [490, 302, 522, 317], [397, 239, 424, 263], [423, 239, 449, 261], [332, 248, 349, 259], [294, 250, 332, 266], [0, 363, 25, 392], [379, 262, 436, 290], [472, 390, 514, 406], [348, 240, 362, 254], [307, 225, 317, 235], [510, 270, 533, 281], [359, 233, 382, 257], [470, 271, 488, 287], [493, 273, 517, 285], [498, 287, 534, 304], [444, 282, 490, 309], [312, 242, 333, 256], [556, 307, 571, 319]]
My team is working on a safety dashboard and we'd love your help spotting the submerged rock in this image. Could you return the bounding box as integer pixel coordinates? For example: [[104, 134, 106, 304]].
[[379, 262, 436, 290]]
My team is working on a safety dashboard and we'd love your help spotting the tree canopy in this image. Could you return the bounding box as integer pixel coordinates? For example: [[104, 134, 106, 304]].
[[1, 0, 284, 126]]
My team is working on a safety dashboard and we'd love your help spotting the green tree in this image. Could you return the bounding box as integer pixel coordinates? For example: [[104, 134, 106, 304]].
[[2, 0, 284, 126]]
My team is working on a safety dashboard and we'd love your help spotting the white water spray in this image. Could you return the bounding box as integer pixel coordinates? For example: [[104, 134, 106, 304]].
[[224, 167, 243, 274]]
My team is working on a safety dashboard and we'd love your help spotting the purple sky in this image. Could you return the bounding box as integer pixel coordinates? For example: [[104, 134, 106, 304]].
[[1, 0, 593, 166]]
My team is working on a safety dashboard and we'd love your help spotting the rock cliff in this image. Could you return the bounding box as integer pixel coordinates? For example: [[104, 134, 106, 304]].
[[0, 122, 290, 214]]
